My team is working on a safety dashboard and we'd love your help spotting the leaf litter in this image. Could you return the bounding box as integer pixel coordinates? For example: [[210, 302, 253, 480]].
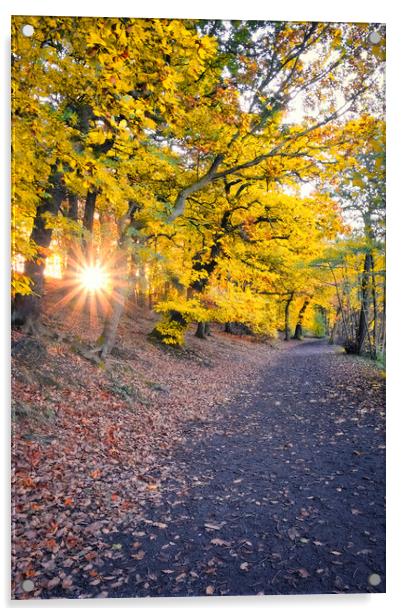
[[11, 300, 276, 599]]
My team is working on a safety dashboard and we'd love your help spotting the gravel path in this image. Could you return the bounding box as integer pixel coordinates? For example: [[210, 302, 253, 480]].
[[52, 339, 386, 598]]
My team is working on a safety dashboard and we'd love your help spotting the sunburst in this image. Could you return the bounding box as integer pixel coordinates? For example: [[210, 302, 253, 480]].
[[51, 244, 128, 330]]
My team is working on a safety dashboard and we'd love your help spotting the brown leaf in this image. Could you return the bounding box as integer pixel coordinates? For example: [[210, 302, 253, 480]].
[[132, 550, 145, 560], [210, 538, 230, 547], [206, 585, 215, 595], [62, 576, 73, 589], [204, 522, 225, 530], [147, 484, 159, 491], [145, 520, 167, 529], [47, 576, 61, 589]]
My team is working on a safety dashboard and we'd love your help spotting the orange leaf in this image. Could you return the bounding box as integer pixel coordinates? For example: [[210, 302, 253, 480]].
[[90, 469, 101, 479]]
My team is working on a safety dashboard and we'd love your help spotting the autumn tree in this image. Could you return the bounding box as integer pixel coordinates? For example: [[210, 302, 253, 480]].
[[11, 16, 218, 332], [11, 17, 385, 357], [147, 21, 385, 345], [326, 117, 385, 357]]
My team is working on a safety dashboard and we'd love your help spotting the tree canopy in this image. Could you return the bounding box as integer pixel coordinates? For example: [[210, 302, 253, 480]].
[[11, 16, 385, 357]]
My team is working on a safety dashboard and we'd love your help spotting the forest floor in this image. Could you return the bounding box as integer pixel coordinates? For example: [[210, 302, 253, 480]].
[[11, 291, 385, 599]]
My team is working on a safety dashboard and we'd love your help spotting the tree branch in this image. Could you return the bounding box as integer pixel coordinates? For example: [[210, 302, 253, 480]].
[[168, 155, 224, 222]]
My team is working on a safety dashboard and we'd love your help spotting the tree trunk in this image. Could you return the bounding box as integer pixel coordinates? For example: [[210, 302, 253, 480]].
[[82, 190, 97, 255], [151, 212, 229, 346], [95, 244, 129, 359], [195, 321, 210, 339], [356, 251, 373, 354], [64, 193, 80, 274], [136, 262, 147, 307], [292, 298, 310, 340], [380, 279, 386, 357], [98, 281, 128, 360], [67, 193, 78, 221], [370, 255, 378, 360], [12, 171, 65, 331], [150, 245, 217, 345], [329, 306, 341, 344], [284, 292, 294, 341], [94, 200, 143, 358]]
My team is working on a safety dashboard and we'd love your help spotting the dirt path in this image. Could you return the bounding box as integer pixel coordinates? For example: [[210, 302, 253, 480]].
[[48, 339, 386, 598]]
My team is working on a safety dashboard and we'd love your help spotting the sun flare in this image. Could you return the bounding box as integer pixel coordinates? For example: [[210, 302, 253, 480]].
[[79, 264, 109, 292]]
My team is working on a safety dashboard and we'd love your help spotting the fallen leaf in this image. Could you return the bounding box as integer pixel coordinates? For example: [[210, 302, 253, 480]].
[[62, 576, 73, 589], [204, 522, 225, 530], [206, 585, 214, 595], [145, 520, 167, 529], [210, 538, 230, 547], [47, 576, 61, 589], [287, 527, 300, 540], [147, 484, 159, 491]]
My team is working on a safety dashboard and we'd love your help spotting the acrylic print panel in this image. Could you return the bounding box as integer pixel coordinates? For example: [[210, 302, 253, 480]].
[[11, 15, 385, 600]]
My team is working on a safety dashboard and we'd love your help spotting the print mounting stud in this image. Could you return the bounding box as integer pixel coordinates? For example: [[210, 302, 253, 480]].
[[368, 573, 381, 586], [368, 31, 381, 45], [22, 24, 34, 37], [22, 579, 35, 592]]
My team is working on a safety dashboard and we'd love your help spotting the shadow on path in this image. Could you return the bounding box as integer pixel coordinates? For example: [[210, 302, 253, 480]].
[[54, 339, 386, 597]]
